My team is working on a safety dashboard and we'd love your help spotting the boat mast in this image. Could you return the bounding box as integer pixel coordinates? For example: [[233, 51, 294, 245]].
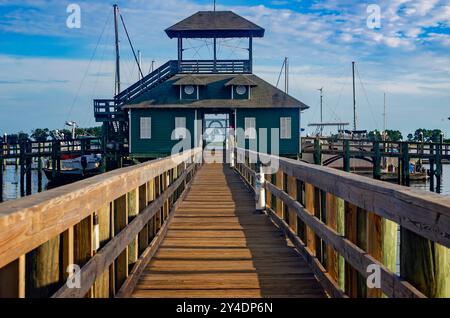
[[318, 87, 323, 135], [113, 4, 121, 95], [383, 92, 387, 132], [352, 61, 357, 131], [138, 50, 143, 81], [285, 57, 289, 94]]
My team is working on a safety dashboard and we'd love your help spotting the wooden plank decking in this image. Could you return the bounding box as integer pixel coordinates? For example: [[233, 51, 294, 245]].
[[131, 164, 326, 298]]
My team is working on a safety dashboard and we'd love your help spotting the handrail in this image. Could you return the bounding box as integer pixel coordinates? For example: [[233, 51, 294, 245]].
[[0, 148, 202, 298], [234, 148, 450, 298], [115, 61, 177, 103], [113, 59, 251, 105]]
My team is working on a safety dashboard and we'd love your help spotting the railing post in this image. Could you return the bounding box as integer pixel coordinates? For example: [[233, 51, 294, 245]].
[[265, 173, 272, 210], [304, 183, 316, 255], [113, 195, 128, 294], [127, 189, 139, 269], [147, 178, 156, 240], [325, 193, 344, 289], [344, 202, 358, 298], [255, 165, 265, 213], [0, 151, 3, 203], [138, 184, 149, 255], [0, 256, 25, 298], [275, 169, 284, 219], [287, 176, 298, 233], [93, 203, 112, 298]]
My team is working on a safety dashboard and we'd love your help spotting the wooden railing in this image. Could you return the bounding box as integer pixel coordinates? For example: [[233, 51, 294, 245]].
[[235, 148, 450, 298], [302, 137, 450, 159], [0, 148, 202, 298], [179, 60, 251, 74]]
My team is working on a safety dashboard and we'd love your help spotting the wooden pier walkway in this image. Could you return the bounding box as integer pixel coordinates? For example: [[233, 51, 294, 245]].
[[131, 164, 326, 298], [1, 148, 449, 299]]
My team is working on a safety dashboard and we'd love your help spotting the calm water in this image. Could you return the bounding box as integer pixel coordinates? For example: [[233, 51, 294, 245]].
[[1, 165, 49, 202], [409, 164, 450, 197]]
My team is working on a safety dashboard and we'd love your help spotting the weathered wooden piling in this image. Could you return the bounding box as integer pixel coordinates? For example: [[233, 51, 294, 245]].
[[0, 155, 3, 203], [314, 137, 322, 165], [343, 140, 350, 172], [435, 134, 443, 193], [429, 144, 435, 192], [25, 142, 32, 196], [372, 141, 381, 180]]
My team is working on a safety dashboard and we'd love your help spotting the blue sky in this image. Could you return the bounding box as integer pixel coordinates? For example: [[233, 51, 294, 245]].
[[0, 0, 449, 137]]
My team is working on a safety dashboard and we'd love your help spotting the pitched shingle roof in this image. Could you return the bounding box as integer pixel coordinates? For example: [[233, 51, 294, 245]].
[[225, 74, 257, 87], [173, 74, 206, 86], [122, 74, 308, 110], [165, 11, 265, 38]]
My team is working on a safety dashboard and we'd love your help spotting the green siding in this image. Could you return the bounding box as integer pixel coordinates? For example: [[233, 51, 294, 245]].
[[236, 108, 300, 156], [130, 108, 195, 157]]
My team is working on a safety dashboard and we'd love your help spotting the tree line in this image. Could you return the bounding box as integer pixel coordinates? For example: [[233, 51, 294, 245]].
[[3, 127, 102, 143], [368, 129, 449, 143]]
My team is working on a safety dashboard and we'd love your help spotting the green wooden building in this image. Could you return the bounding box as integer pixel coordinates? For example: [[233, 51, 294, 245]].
[[94, 11, 309, 160]]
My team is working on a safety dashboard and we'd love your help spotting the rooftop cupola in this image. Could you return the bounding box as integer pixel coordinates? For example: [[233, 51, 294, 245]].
[[165, 11, 265, 74]]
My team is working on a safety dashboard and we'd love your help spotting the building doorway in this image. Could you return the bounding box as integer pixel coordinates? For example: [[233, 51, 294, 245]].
[[202, 112, 234, 163]]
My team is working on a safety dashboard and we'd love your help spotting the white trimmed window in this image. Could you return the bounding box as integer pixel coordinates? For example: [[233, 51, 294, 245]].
[[280, 117, 291, 139], [244, 117, 256, 139], [140, 117, 152, 139], [175, 117, 187, 139]]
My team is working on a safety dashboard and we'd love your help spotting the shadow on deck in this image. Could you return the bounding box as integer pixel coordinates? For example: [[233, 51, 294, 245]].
[[131, 164, 326, 298]]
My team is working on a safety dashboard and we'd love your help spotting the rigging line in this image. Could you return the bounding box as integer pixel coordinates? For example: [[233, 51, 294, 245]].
[[334, 74, 349, 112], [204, 39, 213, 57], [355, 64, 380, 129], [226, 37, 244, 60], [276, 59, 286, 88], [81, 20, 114, 128], [218, 43, 249, 50], [67, 11, 111, 121], [187, 38, 204, 59], [119, 12, 144, 79], [322, 99, 342, 122]]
